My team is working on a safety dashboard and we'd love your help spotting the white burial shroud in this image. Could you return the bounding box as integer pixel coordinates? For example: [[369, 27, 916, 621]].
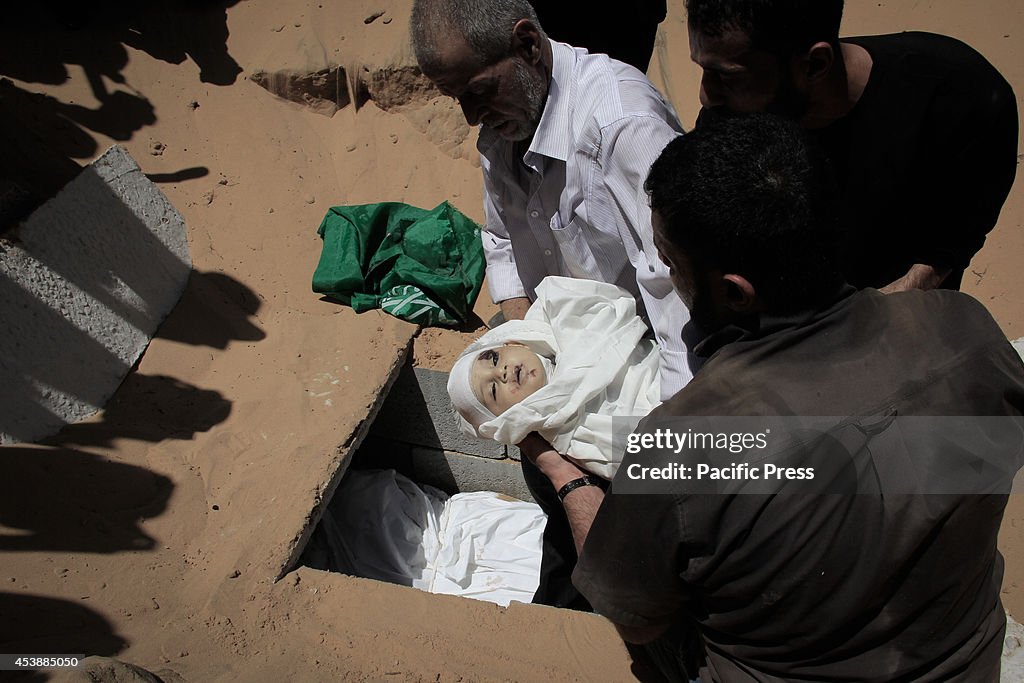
[[319, 469, 545, 607], [467, 276, 662, 479]]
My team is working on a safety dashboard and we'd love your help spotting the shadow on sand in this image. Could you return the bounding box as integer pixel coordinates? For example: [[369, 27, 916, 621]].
[[0, 0, 243, 230]]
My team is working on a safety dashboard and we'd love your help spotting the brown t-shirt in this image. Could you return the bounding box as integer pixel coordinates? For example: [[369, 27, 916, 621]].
[[574, 288, 1024, 681]]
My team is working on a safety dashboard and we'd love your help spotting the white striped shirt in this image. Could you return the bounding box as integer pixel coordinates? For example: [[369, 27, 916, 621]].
[[478, 40, 697, 398]]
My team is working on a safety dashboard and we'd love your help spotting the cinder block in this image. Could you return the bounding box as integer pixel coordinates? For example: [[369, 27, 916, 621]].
[[371, 363, 507, 459], [408, 447, 534, 503], [0, 145, 190, 444]]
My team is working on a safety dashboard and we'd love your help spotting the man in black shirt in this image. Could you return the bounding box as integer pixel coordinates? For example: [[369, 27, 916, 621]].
[[532, 113, 1024, 681], [685, 0, 1018, 291], [528, 0, 667, 72]]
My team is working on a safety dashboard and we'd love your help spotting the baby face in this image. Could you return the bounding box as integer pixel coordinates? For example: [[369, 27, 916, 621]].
[[470, 343, 547, 415]]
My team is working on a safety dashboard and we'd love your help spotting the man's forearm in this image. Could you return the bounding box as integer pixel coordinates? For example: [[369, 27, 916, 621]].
[[560, 484, 605, 556], [880, 263, 952, 293], [499, 296, 532, 321], [519, 435, 668, 642], [518, 433, 603, 554]]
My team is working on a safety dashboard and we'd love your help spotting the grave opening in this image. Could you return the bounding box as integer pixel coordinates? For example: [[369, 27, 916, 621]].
[[297, 360, 546, 607]]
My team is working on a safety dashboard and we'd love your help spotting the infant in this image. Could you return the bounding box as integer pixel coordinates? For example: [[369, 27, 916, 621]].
[[447, 276, 661, 479], [449, 342, 554, 427]]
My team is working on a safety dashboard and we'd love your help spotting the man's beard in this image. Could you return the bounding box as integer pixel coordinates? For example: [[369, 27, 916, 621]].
[[500, 59, 545, 141], [688, 285, 720, 334]]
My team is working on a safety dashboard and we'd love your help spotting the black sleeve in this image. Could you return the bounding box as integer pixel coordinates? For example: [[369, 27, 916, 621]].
[[911, 49, 1018, 271]]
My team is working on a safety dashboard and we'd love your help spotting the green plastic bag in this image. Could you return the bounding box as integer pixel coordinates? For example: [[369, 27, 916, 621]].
[[312, 201, 486, 326]]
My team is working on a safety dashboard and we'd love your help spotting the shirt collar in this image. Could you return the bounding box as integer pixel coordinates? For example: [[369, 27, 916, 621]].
[[524, 40, 574, 163]]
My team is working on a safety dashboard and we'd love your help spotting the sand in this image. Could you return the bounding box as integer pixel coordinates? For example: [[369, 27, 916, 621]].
[[0, 0, 1022, 680]]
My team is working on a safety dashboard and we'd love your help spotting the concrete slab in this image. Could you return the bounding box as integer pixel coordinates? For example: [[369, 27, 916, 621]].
[[344, 430, 532, 502], [408, 447, 534, 502], [271, 336, 416, 580], [0, 145, 190, 444], [370, 363, 508, 459]]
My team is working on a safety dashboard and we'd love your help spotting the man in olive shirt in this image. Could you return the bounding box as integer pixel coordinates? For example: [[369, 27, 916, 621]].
[[528, 113, 1024, 680]]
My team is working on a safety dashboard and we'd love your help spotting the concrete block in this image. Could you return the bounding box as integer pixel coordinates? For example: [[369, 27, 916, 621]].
[[371, 363, 507, 459], [408, 447, 534, 503], [0, 145, 191, 444]]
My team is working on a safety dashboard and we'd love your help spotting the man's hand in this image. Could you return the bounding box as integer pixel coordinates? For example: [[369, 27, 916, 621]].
[[518, 433, 585, 490], [499, 297, 532, 321], [880, 263, 952, 293]]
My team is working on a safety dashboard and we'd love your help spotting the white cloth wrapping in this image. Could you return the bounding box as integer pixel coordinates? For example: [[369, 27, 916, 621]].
[[318, 469, 545, 607], [448, 342, 508, 430], [459, 276, 661, 479], [428, 492, 546, 604]]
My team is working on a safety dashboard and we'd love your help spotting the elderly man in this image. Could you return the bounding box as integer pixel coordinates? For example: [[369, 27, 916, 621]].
[[534, 113, 1024, 680], [411, 0, 693, 608], [685, 0, 1018, 293]]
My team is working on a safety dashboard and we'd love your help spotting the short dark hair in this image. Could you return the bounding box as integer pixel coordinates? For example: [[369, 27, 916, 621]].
[[685, 0, 844, 55], [645, 111, 844, 314]]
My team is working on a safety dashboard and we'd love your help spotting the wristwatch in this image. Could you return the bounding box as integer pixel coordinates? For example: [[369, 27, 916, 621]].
[[557, 475, 603, 502]]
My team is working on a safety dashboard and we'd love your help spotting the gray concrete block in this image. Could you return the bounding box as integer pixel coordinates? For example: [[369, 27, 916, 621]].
[[371, 363, 507, 459], [408, 447, 534, 503], [0, 145, 191, 444]]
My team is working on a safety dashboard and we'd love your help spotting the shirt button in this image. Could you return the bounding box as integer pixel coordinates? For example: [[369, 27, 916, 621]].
[[544, 249, 552, 256], [530, 210, 539, 218]]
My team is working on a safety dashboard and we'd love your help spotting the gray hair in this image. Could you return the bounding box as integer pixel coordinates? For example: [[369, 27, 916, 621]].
[[411, 0, 544, 73]]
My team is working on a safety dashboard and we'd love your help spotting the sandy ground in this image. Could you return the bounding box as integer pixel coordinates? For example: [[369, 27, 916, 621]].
[[0, 0, 1022, 681]]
